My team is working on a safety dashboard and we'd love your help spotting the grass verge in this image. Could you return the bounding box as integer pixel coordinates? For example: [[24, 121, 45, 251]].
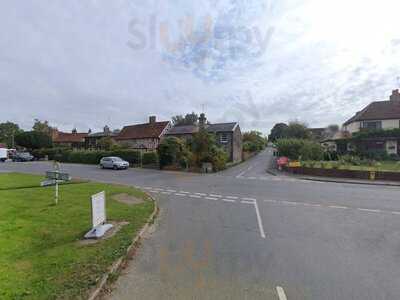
[[0, 173, 154, 299]]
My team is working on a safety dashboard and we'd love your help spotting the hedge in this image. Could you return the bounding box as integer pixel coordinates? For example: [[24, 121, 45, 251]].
[[142, 152, 158, 165], [33, 149, 142, 165]]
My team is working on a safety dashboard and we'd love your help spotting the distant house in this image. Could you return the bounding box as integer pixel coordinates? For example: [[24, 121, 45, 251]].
[[85, 126, 119, 149], [115, 116, 171, 151], [309, 128, 328, 141], [51, 129, 88, 149], [165, 114, 243, 162], [342, 89, 400, 155]]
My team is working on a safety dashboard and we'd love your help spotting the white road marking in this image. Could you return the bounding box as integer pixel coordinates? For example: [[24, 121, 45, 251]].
[[276, 286, 288, 300], [390, 211, 400, 215], [167, 189, 176, 193], [242, 197, 256, 201], [205, 197, 219, 201], [179, 191, 189, 194], [161, 192, 171, 195], [253, 200, 266, 239], [328, 205, 349, 209], [195, 193, 207, 196], [241, 200, 256, 204], [209, 194, 222, 198], [189, 195, 202, 198], [264, 199, 278, 203], [281, 201, 297, 206], [236, 165, 253, 178], [149, 190, 159, 193], [357, 208, 381, 213], [222, 199, 236, 203], [175, 193, 186, 196], [226, 196, 238, 199]]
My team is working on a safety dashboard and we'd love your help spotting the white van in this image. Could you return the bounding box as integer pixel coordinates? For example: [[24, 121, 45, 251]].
[[0, 148, 8, 162]]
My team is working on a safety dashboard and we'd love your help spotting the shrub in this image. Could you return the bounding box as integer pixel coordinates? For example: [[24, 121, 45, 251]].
[[158, 137, 189, 169], [210, 146, 228, 171], [142, 152, 158, 165], [299, 141, 324, 161], [275, 138, 323, 161]]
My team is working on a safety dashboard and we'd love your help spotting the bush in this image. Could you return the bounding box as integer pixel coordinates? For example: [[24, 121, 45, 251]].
[[210, 146, 228, 171], [142, 152, 158, 165], [275, 139, 305, 159], [158, 137, 190, 169], [299, 141, 324, 161], [275, 138, 323, 161]]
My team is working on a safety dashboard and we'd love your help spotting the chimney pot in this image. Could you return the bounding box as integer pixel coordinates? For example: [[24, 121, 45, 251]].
[[390, 89, 400, 101]]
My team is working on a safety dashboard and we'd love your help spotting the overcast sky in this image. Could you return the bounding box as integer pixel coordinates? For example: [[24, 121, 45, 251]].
[[1, 0, 400, 134]]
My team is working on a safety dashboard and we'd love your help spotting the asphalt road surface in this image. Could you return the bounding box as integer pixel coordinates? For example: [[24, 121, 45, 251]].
[[2, 148, 400, 300]]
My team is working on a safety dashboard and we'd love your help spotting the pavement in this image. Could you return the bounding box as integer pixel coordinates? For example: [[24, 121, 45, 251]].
[[2, 148, 400, 299]]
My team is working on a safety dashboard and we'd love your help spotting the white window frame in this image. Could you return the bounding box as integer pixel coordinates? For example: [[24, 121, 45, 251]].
[[220, 133, 229, 144]]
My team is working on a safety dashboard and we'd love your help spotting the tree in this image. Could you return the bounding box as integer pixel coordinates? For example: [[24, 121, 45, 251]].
[[243, 131, 267, 152], [15, 131, 52, 150], [0, 122, 22, 148], [268, 123, 288, 142], [32, 119, 52, 135], [158, 137, 190, 169], [191, 128, 228, 170], [97, 137, 115, 151], [172, 112, 199, 126], [285, 121, 311, 139]]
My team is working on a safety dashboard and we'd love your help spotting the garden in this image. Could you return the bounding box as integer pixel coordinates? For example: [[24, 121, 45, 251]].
[[0, 173, 154, 299]]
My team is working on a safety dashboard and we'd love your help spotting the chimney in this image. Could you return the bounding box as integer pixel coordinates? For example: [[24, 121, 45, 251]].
[[103, 125, 110, 134], [149, 116, 156, 124], [199, 113, 207, 128], [72, 128, 77, 134], [390, 89, 400, 101]]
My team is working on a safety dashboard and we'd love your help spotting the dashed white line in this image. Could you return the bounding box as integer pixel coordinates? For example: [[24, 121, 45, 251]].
[[276, 286, 287, 300], [179, 191, 189, 194], [209, 194, 222, 198], [242, 197, 256, 201], [195, 193, 207, 196], [241, 200, 255, 204], [205, 197, 219, 201], [264, 199, 278, 203], [328, 205, 349, 210], [357, 208, 381, 213], [254, 200, 266, 239], [189, 195, 202, 198], [175, 193, 186, 196], [167, 189, 177, 193], [390, 211, 400, 215], [226, 196, 238, 199], [161, 192, 171, 195], [281, 201, 297, 206], [149, 190, 159, 194], [222, 199, 236, 203]]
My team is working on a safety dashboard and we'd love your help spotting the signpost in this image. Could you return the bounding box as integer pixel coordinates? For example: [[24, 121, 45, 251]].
[[41, 166, 71, 205], [84, 191, 113, 239]]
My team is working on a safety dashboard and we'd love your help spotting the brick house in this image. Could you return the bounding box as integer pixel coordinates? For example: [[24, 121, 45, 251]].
[[116, 116, 171, 151], [165, 114, 243, 162], [51, 129, 88, 149], [340, 89, 400, 155]]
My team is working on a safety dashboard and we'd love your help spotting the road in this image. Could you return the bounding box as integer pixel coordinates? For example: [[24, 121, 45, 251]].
[[2, 148, 400, 299]]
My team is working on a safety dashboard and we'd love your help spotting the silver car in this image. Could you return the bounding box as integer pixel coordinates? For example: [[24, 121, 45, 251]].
[[100, 157, 129, 170]]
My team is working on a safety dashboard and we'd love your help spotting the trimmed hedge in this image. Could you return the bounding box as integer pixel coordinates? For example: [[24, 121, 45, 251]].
[[34, 149, 142, 165], [142, 152, 158, 165]]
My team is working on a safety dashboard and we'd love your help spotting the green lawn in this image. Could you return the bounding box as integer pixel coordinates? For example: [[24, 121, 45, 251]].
[[301, 161, 400, 172], [0, 173, 154, 299]]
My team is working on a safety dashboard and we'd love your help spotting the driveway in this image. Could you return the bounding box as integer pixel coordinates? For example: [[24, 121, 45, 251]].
[[2, 149, 400, 299]]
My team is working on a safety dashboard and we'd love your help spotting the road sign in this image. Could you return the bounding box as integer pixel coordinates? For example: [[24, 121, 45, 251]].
[[46, 171, 71, 181], [91, 191, 106, 228], [84, 191, 113, 239]]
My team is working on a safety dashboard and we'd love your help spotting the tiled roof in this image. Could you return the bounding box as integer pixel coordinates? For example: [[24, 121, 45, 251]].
[[116, 121, 170, 140], [207, 123, 238, 132], [165, 125, 199, 135], [53, 132, 88, 143], [344, 100, 400, 125], [166, 122, 239, 136]]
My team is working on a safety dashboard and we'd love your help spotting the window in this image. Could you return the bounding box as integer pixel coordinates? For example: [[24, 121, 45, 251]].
[[220, 133, 229, 143], [362, 121, 382, 130]]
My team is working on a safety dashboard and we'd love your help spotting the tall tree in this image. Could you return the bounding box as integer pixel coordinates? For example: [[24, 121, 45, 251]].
[[15, 131, 52, 150], [268, 123, 288, 142], [243, 131, 267, 152], [0, 122, 22, 148], [32, 119, 52, 135], [172, 112, 199, 126], [285, 121, 311, 139]]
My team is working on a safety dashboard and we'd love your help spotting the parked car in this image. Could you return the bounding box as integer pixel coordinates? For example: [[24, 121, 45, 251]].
[[99, 157, 129, 170], [12, 152, 34, 162], [0, 148, 7, 162]]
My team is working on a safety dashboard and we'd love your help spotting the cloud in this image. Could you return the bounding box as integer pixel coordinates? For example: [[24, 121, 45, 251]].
[[1, 0, 400, 134]]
